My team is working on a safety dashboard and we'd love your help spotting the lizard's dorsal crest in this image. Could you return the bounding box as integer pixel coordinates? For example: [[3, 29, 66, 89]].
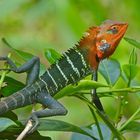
[[77, 26, 99, 49]]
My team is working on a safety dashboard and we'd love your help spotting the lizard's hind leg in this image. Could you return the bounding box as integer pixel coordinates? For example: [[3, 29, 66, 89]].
[[27, 89, 68, 133], [0, 56, 40, 85]]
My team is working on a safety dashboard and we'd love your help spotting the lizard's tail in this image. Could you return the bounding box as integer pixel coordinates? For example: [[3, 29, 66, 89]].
[[0, 88, 33, 115]]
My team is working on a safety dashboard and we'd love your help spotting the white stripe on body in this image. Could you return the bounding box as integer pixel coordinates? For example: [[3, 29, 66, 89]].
[[35, 81, 42, 91], [64, 53, 81, 78], [56, 63, 69, 85], [1, 101, 9, 111], [75, 49, 87, 68], [24, 89, 32, 104], [39, 77, 50, 93], [46, 70, 58, 91], [9, 96, 17, 107]]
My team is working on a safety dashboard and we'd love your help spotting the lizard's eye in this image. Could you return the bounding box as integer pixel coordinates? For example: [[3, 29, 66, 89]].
[[107, 26, 118, 34]]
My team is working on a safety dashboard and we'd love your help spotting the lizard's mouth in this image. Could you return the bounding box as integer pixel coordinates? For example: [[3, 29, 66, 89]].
[[113, 23, 128, 44]]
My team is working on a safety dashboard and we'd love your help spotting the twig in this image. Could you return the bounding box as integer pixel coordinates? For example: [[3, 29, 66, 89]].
[[119, 106, 140, 131], [16, 120, 33, 140], [0, 53, 11, 97], [89, 106, 104, 140], [76, 95, 125, 140]]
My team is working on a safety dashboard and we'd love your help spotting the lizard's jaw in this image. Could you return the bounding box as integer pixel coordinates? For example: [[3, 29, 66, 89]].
[[113, 23, 128, 46]]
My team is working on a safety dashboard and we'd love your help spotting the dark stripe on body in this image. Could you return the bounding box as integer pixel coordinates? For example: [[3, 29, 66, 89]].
[[40, 48, 91, 96], [0, 47, 91, 114], [0, 86, 35, 115]]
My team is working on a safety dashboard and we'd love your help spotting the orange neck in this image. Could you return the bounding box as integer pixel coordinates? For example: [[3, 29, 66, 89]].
[[77, 26, 100, 70]]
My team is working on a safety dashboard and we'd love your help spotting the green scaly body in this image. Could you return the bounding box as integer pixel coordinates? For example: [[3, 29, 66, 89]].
[[0, 47, 91, 114]]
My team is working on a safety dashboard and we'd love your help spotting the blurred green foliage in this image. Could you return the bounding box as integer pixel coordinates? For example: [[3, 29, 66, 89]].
[[0, 0, 140, 140]]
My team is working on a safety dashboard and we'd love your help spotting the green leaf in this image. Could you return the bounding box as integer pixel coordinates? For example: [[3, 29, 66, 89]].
[[124, 37, 140, 49], [78, 96, 125, 140], [0, 128, 51, 140], [91, 123, 111, 140], [0, 119, 50, 139], [0, 76, 25, 97], [0, 111, 18, 122], [71, 124, 111, 140], [99, 59, 121, 85], [0, 117, 17, 132], [2, 38, 46, 75], [37, 119, 97, 140], [2, 38, 34, 61], [71, 128, 94, 140], [129, 48, 137, 65], [122, 64, 139, 81], [44, 48, 62, 64], [13, 49, 34, 61], [121, 121, 140, 132], [55, 80, 108, 99]]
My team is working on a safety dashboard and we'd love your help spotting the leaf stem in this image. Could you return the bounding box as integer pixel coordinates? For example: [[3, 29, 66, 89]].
[[0, 53, 11, 97], [119, 106, 140, 131], [115, 96, 123, 124], [74, 87, 140, 96], [89, 106, 104, 140], [110, 96, 123, 140], [75, 95, 125, 140]]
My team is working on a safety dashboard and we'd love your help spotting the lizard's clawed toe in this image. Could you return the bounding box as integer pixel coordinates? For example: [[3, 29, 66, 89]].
[[27, 113, 40, 134]]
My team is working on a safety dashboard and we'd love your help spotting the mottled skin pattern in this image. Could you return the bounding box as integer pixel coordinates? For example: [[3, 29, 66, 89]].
[[0, 20, 128, 133]]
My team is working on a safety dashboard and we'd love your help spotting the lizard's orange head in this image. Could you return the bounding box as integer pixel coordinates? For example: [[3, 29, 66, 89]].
[[96, 20, 128, 59], [77, 20, 128, 70]]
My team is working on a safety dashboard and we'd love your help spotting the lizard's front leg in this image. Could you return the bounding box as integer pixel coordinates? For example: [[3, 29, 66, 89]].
[[91, 70, 104, 112], [0, 56, 40, 85]]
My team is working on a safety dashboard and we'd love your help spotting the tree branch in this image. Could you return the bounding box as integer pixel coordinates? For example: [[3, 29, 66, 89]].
[[16, 120, 33, 140]]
